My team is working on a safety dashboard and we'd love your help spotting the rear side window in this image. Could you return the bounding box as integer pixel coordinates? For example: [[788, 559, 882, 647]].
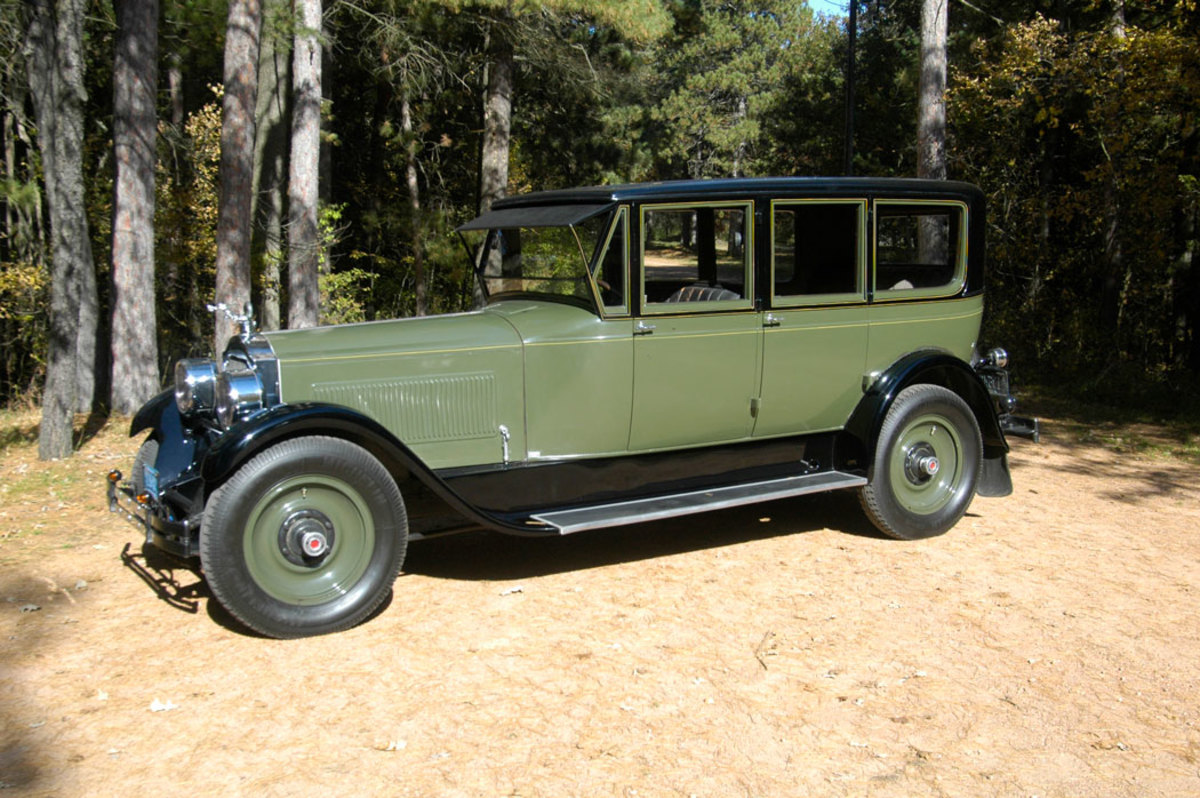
[[772, 201, 865, 306], [874, 201, 967, 298]]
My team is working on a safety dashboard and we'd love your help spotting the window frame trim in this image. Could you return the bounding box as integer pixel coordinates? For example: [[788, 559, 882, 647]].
[[768, 198, 868, 309], [590, 205, 631, 318], [638, 200, 756, 316], [871, 198, 970, 302]]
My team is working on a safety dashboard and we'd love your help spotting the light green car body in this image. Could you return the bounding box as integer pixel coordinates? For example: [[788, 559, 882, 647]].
[[267, 294, 982, 470]]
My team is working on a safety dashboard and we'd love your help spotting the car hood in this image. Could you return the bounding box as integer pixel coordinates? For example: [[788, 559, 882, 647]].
[[263, 309, 521, 366]]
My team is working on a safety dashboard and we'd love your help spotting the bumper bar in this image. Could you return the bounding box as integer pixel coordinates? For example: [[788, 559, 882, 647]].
[[1001, 414, 1040, 443], [106, 474, 199, 559]]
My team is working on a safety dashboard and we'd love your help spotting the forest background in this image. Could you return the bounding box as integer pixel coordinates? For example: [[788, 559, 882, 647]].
[[2, 0, 1200, 460]]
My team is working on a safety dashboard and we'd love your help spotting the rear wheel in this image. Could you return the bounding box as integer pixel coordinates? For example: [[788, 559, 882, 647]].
[[200, 436, 407, 638], [860, 384, 982, 540]]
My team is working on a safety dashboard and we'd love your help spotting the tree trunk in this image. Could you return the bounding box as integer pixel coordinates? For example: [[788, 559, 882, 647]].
[[1100, 1, 1127, 340], [167, 51, 184, 130], [213, 0, 262, 351], [253, 0, 290, 332], [287, 0, 322, 329], [401, 83, 426, 317], [917, 0, 947, 182], [917, 0, 948, 266], [110, 0, 160, 415], [473, 26, 513, 309], [26, 0, 97, 458]]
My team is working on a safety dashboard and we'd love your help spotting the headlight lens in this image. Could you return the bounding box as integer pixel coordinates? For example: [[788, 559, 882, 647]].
[[215, 368, 264, 429], [175, 358, 218, 416]]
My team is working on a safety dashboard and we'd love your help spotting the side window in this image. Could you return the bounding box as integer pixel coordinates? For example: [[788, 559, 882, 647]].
[[641, 204, 752, 311], [874, 202, 966, 297], [772, 201, 864, 305], [591, 207, 628, 314]]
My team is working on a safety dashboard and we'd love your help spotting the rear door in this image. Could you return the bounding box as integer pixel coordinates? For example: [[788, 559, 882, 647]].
[[754, 199, 870, 436]]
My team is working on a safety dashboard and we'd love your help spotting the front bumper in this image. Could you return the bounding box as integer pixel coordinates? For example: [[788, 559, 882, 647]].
[[106, 472, 198, 558]]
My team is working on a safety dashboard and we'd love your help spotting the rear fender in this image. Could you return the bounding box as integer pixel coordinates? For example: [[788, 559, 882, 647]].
[[843, 350, 1009, 479]]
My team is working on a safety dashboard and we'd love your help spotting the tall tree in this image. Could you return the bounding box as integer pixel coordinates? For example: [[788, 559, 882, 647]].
[[25, 0, 98, 458], [288, 0, 322, 329], [214, 0, 263, 350], [917, 0, 947, 181], [468, 0, 671, 307], [252, 0, 291, 331], [652, 0, 809, 180], [110, 0, 160, 414], [400, 77, 427, 316]]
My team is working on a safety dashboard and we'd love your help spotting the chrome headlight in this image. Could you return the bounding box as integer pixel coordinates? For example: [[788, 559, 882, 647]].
[[175, 358, 219, 416], [215, 368, 265, 429], [985, 347, 1009, 369]]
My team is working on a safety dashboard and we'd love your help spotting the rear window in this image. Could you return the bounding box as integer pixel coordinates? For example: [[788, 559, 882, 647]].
[[874, 201, 967, 298]]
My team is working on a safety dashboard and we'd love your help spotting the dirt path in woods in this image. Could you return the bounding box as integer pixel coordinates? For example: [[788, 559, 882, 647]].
[[2, 411, 1199, 796]]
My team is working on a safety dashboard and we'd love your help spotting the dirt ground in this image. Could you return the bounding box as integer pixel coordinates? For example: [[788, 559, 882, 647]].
[[2, 410, 1199, 797]]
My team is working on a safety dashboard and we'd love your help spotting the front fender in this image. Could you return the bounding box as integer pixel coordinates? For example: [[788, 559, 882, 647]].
[[129, 388, 199, 490], [200, 402, 535, 535]]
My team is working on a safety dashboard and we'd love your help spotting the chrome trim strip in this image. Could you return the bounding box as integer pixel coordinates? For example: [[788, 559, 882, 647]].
[[531, 471, 867, 535]]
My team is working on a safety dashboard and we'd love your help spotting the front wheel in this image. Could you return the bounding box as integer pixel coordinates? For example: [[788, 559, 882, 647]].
[[200, 436, 408, 638], [859, 384, 982, 540]]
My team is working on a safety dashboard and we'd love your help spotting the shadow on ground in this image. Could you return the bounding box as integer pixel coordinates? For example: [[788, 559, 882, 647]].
[[404, 489, 883, 583]]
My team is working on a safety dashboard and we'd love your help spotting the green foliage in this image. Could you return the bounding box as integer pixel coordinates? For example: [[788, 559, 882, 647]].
[[9, 0, 1200, 414], [949, 13, 1200, 387], [649, 0, 818, 179], [154, 89, 222, 361]]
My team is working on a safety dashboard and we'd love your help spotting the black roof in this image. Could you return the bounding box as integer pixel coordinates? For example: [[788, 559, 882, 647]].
[[486, 176, 984, 211]]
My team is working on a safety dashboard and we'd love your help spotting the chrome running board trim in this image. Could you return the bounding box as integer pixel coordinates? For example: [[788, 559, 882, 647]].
[[531, 471, 867, 535]]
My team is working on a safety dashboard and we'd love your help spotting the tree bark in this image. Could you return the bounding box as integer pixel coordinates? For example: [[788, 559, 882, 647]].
[[253, 0, 290, 331], [473, 25, 513, 309], [401, 83, 426, 316], [287, 0, 322, 329], [214, 0, 262, 351], [26, 0, 97, 458], [110, 0, 160, 415], [917, 0, 948, 266], [917, 0, 947, 182]]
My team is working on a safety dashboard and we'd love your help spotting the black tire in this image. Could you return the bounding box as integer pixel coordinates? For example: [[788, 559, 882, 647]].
[[131, 437, 159, 494], [859, 384, 982, 540], [200, 436, 408, 638]]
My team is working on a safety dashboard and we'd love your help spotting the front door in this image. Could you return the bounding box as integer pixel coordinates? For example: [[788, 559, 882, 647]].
[[630, 202, 761, 450]]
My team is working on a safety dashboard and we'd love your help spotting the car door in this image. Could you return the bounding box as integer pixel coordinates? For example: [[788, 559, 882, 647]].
[[629, 202, 762, 451], [754, 199, 870, 437]]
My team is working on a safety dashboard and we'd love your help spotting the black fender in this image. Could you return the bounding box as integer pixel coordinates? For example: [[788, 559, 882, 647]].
[[844, 350, 1009, 467], [130, 388, 174, 437], [129, 388, 199, 491], [199, 402, 539, 535]]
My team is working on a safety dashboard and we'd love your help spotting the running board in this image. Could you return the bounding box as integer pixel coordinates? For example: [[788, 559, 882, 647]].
[[530, 471, 867, 535]]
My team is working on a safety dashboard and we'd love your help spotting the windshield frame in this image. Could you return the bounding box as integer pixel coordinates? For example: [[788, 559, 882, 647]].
[[459, 204, 618, 310]]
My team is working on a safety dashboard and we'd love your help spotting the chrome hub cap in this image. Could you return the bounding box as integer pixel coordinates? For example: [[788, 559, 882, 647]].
[[279, 509, 336, 567], [904, 442, 940, 484]]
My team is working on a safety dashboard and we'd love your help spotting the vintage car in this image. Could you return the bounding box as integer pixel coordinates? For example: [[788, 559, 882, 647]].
[[107, 177, 1038, 638]]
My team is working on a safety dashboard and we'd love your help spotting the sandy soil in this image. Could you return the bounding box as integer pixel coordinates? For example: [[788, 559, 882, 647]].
[[1, 414, 1199, 797]]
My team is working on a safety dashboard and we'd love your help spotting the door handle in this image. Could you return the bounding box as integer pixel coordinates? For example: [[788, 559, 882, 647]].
[[634, 321, 656, 336], [764, 313, 782, 328]]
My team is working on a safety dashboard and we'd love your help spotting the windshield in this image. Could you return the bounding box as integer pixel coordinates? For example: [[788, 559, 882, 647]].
[[464, 212, 611, 302]]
